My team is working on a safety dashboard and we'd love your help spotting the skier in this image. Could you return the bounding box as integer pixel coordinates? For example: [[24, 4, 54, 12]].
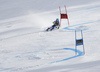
[[46, 18, 60, 31]]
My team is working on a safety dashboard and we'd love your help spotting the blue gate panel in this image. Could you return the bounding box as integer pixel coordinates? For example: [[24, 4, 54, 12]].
[[76, 39, 83, 46]]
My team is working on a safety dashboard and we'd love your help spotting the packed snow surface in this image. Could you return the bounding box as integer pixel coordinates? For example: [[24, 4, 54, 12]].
[[0, 0, 100, 72]]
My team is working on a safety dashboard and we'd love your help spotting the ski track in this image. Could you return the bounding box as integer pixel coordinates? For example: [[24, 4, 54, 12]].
[[64, 20, 100, 31], [0, 1, 100, 72], [51, 48, 84, 63]]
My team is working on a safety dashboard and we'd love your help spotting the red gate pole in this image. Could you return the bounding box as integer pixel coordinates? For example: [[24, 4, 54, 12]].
[[59, 6, 61, 27], [65, 5, 70, 26]]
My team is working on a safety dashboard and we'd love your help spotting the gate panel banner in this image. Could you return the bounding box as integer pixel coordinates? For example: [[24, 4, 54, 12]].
[[76, 39, 83, 46], [61, 14, 68, 19]]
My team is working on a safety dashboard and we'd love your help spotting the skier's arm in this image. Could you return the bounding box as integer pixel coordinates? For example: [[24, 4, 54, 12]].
[[53, 21, 56, 24]]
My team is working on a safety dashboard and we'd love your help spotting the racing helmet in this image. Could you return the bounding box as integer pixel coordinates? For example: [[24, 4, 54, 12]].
[[56, 18, 59, 21]]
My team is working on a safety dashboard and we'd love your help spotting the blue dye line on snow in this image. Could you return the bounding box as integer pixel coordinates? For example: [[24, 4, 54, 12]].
[[64, 27, 87, 31], [0, 67, 12, 71], [51, 48, 84, 63], [63, 20, 100, 31], [86, 5, 100, 10]]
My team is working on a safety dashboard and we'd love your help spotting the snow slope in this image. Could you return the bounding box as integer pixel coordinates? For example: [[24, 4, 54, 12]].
[[0, 0, 100, 72]]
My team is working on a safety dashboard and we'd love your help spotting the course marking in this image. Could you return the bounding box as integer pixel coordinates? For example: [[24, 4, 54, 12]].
[[51, 48, 84, 63], [63, 20, 100, 31]]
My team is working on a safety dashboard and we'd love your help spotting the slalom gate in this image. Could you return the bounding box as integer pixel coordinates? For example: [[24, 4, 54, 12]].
[[75, 30, 85, 55], [59, 5, 70, 27]]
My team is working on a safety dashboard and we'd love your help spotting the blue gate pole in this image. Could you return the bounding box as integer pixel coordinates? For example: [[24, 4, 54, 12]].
[[81, 30, 85, 55], [75, 30, 77, 55]]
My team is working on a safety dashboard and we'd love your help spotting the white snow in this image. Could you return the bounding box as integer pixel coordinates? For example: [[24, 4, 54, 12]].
[[0, 0, 100, 72]]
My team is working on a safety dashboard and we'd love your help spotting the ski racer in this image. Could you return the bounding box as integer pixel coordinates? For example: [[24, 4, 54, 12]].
[[46, 18, 60, 31]]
